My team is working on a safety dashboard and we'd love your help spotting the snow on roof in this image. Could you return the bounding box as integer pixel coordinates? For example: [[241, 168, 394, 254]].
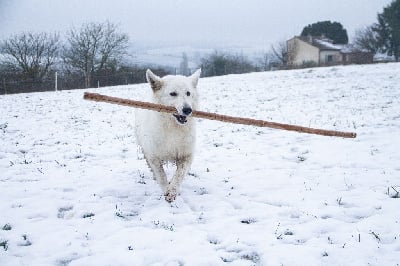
[[313, 39, 343, 50], [296, 36, 342, 51], [296, 36, 372, 54], [374, 52, 396, 61]]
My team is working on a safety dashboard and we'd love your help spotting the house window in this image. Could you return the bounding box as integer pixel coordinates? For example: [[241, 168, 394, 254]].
[[327, 55, 333, 62]]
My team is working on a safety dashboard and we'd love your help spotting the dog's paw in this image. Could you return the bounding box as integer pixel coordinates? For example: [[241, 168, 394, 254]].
[[164, 188, 177, 203], [165, 193, 176, 203]]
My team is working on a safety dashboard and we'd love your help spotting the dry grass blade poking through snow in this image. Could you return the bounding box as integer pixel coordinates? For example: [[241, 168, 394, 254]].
[[83, 92, 357, 138]]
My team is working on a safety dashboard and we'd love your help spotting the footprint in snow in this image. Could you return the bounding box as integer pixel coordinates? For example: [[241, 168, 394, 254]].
[[57, 206, 74, 219]]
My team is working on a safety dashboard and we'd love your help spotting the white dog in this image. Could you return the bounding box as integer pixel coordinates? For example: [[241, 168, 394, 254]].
[[135, 69, 201, 202]]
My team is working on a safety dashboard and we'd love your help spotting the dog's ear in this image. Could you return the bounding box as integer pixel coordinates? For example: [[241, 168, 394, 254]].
[[146, 69, 163, 92], [190, 68, 201, 87]]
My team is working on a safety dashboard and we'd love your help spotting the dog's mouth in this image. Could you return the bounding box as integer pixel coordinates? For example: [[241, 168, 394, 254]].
[[173, 114, 188, 124]]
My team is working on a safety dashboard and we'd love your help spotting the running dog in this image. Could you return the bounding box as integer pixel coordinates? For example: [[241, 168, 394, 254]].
[[135, 69, 201, 202]]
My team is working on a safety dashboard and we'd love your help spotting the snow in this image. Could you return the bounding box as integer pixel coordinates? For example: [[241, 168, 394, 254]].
[[1, 63, 400, 265]]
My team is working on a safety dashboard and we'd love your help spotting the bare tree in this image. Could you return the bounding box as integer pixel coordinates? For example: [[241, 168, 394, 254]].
[[179, 53, 189, 76], [257, 53, 270, 71], [0, 32, 60, 81], [270, 40, 288, 67], [257, 52, 272, 71], [199, 51, 256, 77], [63, 21, 129, 87], [353, 26, 379, 53]]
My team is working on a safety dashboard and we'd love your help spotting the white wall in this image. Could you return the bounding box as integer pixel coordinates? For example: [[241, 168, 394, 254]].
[[288, 38, 319, 65]]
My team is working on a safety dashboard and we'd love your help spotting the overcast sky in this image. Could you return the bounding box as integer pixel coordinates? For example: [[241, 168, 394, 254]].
[[0, 0, 393, 48]]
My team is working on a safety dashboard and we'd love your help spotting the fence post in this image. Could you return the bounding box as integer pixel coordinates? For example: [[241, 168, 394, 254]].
[[97, 80, 100, 88], [55, 72, 58, 91]]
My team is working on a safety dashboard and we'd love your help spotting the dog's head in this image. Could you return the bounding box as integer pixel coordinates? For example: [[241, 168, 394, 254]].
[[146, 69, 201, 126]]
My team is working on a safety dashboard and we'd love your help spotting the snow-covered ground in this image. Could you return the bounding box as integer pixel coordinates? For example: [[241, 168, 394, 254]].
[[1, 63, 399, 265]]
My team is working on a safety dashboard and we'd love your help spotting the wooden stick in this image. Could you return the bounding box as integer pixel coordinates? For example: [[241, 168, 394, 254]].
[[83, 92, 357, 138]]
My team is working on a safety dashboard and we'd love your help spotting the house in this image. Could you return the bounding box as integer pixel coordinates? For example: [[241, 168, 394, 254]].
[[287, 36, 373, 67]]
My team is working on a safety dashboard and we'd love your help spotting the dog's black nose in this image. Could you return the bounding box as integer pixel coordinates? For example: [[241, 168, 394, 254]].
[[182, 107, 192, 115]]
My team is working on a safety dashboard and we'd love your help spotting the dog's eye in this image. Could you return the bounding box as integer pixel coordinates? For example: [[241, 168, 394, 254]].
[[186, 91, 191, 96], [170, 92, 178, 97]]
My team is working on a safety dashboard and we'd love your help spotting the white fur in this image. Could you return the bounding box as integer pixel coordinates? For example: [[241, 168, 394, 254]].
[[135, 69, 201, 202]]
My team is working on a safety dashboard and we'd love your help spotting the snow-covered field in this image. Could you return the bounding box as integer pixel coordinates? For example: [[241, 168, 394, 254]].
[[1, 63, 399, 265]]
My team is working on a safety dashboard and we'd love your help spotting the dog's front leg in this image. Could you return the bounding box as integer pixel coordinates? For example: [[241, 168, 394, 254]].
[[165, 156, 192, 202], [146, 158, 168, 194]]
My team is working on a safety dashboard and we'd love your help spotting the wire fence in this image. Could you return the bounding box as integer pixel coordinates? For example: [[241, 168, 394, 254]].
[[0, 70, 152, 95]]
